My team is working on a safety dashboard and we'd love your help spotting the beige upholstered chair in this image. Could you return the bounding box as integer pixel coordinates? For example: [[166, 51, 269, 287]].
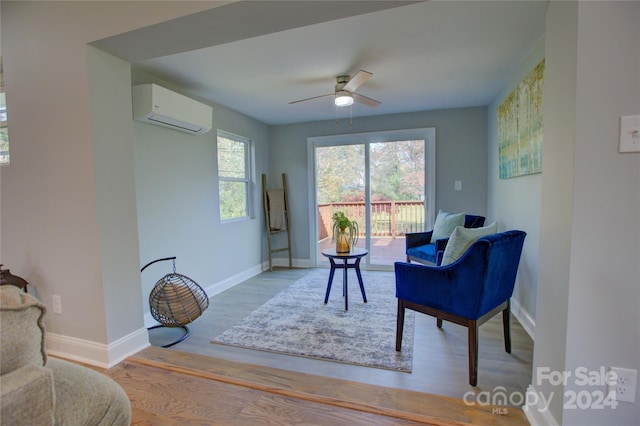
[[0, 285, 131, 425]]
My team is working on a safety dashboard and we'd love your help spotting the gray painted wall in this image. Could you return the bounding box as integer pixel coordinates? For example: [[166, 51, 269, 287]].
[[532, 3, 577, 421], [488, 38, 545, 335], [530, 2, 640, 425], [131, 70, 270, 317], [4, 5, 639, 424], [87, 47, 145, 343], [562, 2, 639, 424], [0, 0, 215, 363], [269, 107, 488, 263]]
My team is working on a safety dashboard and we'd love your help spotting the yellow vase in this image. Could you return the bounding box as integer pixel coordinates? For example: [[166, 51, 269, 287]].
[[336, 229, 350, 253]]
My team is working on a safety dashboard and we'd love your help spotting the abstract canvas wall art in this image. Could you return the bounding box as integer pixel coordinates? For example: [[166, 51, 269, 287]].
[[498, 59, 545, 179]]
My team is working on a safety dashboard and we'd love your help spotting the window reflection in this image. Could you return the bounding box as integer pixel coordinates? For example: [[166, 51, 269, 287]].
[[0, 56, 9, 165]]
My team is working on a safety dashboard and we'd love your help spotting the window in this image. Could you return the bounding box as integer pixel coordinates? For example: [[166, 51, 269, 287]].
[[217, 130, 253, 221]]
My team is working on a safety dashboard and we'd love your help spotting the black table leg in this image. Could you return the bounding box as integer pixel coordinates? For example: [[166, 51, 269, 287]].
[[342, 258, 349, 310], [324, 258, 336, 304], [321, 249, 368, 311], [355, 257, 367, 303]]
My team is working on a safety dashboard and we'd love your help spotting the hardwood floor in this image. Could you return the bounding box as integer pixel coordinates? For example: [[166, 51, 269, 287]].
[[129, 267, 533, 424], [109, 356, 425, 425], [108, 347, 528, 425]]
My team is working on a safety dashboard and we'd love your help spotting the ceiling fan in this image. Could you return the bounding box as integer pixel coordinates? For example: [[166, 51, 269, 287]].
[[289, 70, 381, 108]]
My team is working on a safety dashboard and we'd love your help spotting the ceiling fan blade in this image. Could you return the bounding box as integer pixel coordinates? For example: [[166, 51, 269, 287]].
[[288, 93, 334, 104], [343, 70, 373, 93], [352, 92, 381, 107]]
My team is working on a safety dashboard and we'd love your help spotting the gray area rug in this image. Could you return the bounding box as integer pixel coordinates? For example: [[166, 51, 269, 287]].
[[212, 269, 415, 372]]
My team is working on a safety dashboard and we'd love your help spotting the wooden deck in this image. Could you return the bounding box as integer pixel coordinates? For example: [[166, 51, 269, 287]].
[[317, 236, 409, 267]]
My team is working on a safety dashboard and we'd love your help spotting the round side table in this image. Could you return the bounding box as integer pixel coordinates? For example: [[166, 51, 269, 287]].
[[321, 247, 368, 310]]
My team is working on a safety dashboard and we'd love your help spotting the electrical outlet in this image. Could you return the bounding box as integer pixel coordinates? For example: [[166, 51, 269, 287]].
[[51, 295, 62, 314], [609, 367, 637, 403], [619, 115, 640, 153]]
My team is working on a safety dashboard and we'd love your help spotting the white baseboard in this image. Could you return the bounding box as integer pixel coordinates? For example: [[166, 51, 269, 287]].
[[144, 262, 267, 328], [204, 263, 264, 297], [523, 385, 560, 426], [511, 297, 535, 340], [50, 260, 316, 365], [46, 327, 149, 369], [266, 257, 312, 269]]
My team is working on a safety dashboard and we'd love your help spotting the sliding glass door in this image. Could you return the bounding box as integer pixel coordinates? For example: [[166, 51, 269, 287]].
[[310, 129, 435, 269], [315, 144, 366, 261], [368, 140, 426, 265]]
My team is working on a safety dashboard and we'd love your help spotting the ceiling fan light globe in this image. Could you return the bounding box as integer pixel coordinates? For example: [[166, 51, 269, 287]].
[[335, 92, 354, 107]]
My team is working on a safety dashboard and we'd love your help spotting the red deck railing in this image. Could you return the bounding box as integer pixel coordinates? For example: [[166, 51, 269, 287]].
[[318, 201, 425, 240]]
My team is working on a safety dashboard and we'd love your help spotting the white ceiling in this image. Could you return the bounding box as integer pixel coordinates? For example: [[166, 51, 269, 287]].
[[95, 1, 547, 126]]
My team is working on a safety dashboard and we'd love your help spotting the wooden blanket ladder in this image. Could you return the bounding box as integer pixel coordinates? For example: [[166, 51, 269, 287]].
[[262, 173, 292, 271]]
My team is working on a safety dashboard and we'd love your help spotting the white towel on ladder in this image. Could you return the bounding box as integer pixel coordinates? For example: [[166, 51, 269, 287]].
[[268, 190, 286, 231]]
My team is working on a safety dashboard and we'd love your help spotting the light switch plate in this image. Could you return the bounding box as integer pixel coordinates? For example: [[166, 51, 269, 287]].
[[619, 115, 640, 153]]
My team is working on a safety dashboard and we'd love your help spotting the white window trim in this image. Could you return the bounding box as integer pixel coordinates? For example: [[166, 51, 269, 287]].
[[217, 130, 254, 223], [307, 128, 436, 269]]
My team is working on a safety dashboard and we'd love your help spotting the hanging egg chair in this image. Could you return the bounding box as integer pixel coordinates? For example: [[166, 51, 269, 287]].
[[141, 257, 209, 347]]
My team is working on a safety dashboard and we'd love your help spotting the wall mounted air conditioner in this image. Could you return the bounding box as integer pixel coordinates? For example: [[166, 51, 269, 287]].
[[132, 83, 212, 135]]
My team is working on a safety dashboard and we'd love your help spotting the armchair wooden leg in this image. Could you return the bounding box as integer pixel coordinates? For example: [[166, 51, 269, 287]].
[[468, 321, 478, 387], [396, 300, 405, 351], [437, 318, 443, 328], [503, 300, 512, 354]]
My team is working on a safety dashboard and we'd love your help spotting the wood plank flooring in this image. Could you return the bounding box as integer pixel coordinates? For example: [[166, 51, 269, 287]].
[[107, 346, 528, 425], [108, 357, 426, 425], [160, 268, 533, 397], [128, 267, 533, 424]]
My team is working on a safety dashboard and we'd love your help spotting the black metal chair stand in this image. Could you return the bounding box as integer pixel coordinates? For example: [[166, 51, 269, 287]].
[[141, 257, 209, 348]]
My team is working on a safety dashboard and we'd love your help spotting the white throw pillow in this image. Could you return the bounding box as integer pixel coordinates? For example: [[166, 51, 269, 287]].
[[441, 222, 498, 266], [431, 210, 465, 242]]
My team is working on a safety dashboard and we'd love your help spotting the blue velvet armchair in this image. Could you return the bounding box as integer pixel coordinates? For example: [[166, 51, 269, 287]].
[[395, 230, 526, 386], [405, 214, 485, 265]]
